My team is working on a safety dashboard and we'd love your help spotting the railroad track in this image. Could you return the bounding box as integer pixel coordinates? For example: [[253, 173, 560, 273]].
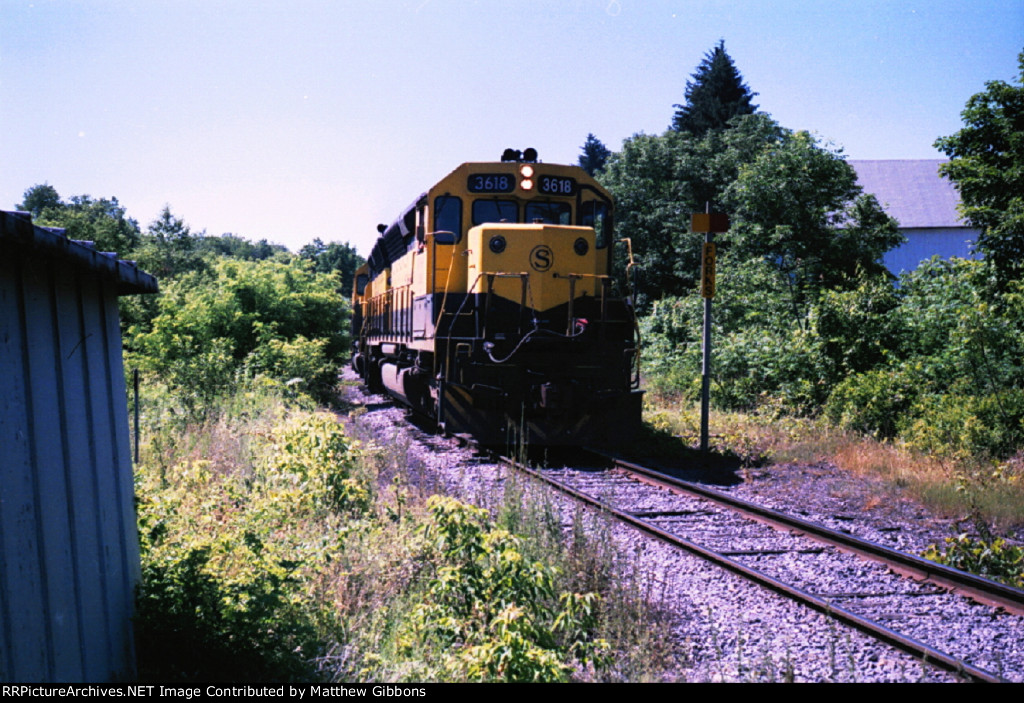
[[345, 382, 1024, 682], [495, 447, 1024, 683]]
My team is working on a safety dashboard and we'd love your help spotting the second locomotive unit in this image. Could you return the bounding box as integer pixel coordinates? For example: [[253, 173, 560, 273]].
[[351, 148, 642, 446]]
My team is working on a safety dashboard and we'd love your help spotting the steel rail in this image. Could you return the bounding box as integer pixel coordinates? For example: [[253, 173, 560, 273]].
[[586, 448, 1024, 618], [500, 452, 1008, 683]]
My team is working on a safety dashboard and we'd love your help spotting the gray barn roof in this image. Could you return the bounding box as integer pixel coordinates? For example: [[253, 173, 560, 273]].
[[848, 159, 964, 229], [1, 210, 158, 294]]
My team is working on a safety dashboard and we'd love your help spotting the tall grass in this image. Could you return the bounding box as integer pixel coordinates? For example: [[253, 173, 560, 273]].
[[643, 396, 1024, 528], [132, 378, 682, 681], [134, 378, 368, 681]]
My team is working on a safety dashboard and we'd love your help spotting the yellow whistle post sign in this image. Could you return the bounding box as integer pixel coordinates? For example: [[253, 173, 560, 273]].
[[691, 213, 730, 233], [701, 242, 716, 298]]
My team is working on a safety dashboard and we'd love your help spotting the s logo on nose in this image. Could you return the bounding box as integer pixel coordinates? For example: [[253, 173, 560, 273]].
[[530, 245, 553, 272]]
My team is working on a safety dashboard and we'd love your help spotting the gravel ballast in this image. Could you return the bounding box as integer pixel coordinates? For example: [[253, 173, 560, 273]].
[[340, 377, 1022, 682]]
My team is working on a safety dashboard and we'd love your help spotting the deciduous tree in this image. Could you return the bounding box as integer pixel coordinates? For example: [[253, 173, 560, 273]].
[[601, 114, 898, 305], [298, 238, 364, 294], [132, 206, 207, 279], [935, 49, 1024, 286], [27, 191, 141, 254], [17, 183, 61, 217], [126, 258, 349, 406], [723, 131, 902, 305]]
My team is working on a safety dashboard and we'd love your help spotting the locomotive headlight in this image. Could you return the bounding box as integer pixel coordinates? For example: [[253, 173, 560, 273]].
[[489, 235, 507, 253], [520, 178, 534, 191], [574, 237, 589, 256], [520, 165, 534, 178]]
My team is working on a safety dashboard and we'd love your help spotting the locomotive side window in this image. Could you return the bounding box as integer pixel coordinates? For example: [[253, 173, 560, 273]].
[[433, 195, 462, 243], [472, 199, 518, 226], [580, 201, 611, 248], [525, 201, 571, 225]]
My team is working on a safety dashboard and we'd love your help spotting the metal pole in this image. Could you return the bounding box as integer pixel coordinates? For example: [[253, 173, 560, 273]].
[[133, 368, 140, 465], [700, 231, 713, 454]]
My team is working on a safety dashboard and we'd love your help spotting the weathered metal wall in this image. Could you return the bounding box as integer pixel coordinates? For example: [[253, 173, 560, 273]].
[[0, 249, 140, 681]]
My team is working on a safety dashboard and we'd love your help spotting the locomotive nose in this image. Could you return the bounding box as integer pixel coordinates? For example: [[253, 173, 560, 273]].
[[467, 223, 600, 311]]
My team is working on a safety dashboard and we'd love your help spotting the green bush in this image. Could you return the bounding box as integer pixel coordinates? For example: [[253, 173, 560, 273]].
[[135, 546, 318, 682], [824, 366, 923, 439], [714, 325, 832, 414], [127, 257, 349, 409], [924, 532, 1024, 589], [898, 258, 1024, 392], [265, 411, 371, 516], [403, 496, 608, 682], [900, 389, 1024, 460], [639, 256, 839, 413], [245, 325, 339, 402], [811, 272, 902, 377], [639, 296, 702, 399], [134, 399, 367, 681]]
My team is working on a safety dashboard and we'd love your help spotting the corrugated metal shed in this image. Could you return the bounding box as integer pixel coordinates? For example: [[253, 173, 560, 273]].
[[0, 210, 157, 682]]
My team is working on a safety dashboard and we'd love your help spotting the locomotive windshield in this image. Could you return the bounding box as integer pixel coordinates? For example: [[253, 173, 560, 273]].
[[525, 201, 571, 225], [430, 167, 612, 247], [472, 199, 518, 225]]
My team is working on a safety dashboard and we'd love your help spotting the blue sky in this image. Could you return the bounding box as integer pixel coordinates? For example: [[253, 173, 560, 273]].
[[2, 0, 1021, 256]]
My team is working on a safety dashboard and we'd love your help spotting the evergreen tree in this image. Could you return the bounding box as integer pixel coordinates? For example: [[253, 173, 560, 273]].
[[672, 40, 758, 136], [578, 133, 611, 176]]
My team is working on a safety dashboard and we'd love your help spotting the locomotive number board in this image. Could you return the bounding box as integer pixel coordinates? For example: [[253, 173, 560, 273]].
[[538, 176, 576, 195], [467, 174, 515, 193]]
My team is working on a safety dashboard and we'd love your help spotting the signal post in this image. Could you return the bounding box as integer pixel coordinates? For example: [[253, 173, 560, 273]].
[[691, 212, 729, 454]]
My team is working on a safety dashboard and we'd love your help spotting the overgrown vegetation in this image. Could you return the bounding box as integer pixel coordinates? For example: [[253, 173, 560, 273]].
[[132, 381, 356, 680], [131, 379, 679, 681], [89, 202, 678, 680], [396, 496, 608, 681], [641, 255, 1024, 464], [126, 257, 350, 408], [924, 527, 1024, 589], [13, 177, 677, 681], [611, 51, 1024, 586]]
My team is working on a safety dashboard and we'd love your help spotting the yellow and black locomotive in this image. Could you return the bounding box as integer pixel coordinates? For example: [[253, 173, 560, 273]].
[[351, 149, 642, 445]]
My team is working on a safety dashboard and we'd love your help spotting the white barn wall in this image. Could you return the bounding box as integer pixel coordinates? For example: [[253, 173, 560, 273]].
[[883, 227, 978, 275], [849, 160, 979, 274]]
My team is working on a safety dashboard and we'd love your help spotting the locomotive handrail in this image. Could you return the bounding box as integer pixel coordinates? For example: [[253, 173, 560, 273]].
[[553, 272, 613, 331], [616, 238, 643, 387]]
